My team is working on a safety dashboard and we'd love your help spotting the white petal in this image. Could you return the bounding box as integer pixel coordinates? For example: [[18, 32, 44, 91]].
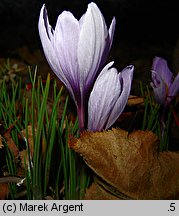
[[168, 73, 179, 102], [152, 56, 173, 87], [108, 17, 116, 50], [105, 65, 134, 129], [88, 62, 121, 131], [151, 70, 167, 105], [38, 5, 76, 102], [78, 2, 108, 91], [54, 11, 80, 88], [38, 4, 59, 77], [99, 17, 116, 69]]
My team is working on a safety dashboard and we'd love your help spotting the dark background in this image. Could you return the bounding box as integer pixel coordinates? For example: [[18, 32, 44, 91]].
[[0, 0, 179, 91], [0, 0, 178, 47]]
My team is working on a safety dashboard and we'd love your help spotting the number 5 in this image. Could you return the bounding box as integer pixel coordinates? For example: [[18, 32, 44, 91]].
[[170, 203, 175, 211]]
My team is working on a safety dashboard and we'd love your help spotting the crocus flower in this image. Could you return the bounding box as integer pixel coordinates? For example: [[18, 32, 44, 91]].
[[151, 56, 179, 105], [38, 2, 116, 130], [88, 62, 134, 131]]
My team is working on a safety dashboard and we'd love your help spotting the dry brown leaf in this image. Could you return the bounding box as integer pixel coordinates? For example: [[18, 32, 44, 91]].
[[21, 125, 35, 157], [0, 134, 3, 149], [0, 183, 9, 200], [3, 130, 19, 158], [19, 150, 28, 170], [127, 95, 144, 106], [85, 182, 119, 200], [20, 125, 46, 165], [18, 126, 35, 172], [70, 128, 179, 199]]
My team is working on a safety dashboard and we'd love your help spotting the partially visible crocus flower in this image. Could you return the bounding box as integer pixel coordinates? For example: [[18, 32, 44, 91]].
[[151, 56, 179, 106], [88, 62, 134, 131], [38, 2, 116, 130]]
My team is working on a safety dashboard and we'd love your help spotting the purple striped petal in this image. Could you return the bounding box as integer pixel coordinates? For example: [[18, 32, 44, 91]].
[[168, 73, 179, 102], [38, 5, 61, 78], [152, 56, 173, 87], [88, 62, 133, 131], [78, 2, 114, 91], [108, 18, 116, 50], [99, 17, 116, 71], [54, 11, 80, 93], [38, 4, 76, 102], [151, 70, 167, 105], [105, 65, 134, 129], [88, 62, 119, 131]]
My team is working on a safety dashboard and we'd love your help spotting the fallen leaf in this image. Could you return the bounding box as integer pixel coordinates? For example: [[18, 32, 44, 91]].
[[3, 130, 19, 158], [0, 134, 3, 149], [70, 128, 179, 199], [0, 183, 9, 200], [85, 182, 118, 200], [20, 125, 46, 168], [19, 150, 29, 170], [21, 125, 35, 157], [127, 95, 144, 106]]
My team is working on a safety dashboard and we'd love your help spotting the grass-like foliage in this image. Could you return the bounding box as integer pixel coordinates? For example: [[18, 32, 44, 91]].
[[0, 66, 90, 200], [140, 82, 172, 151], [0, 60, 177, 200]]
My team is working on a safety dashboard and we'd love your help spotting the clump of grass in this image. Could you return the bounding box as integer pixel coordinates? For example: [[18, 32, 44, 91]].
[[1, 60, 176, 200], [0, 65, 90, 200], [140, 82, 172, 151]]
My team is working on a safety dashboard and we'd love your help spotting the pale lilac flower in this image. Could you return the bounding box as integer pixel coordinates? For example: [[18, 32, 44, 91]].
[[38, 2, 116, 130], [88, 62, 134, 131], [151, 56, 179, 105]]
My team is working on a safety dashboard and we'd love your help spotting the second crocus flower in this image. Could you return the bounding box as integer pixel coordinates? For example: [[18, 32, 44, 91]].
[[88, 62, 134, 131], [151, 56, 179, 106]]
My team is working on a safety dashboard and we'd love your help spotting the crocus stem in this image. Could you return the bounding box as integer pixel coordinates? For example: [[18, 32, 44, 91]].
[[159, 105, 168, 150], [160, 108, 166, 136], [168, 103, 179, 127], [77, 106, 85, 132]]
